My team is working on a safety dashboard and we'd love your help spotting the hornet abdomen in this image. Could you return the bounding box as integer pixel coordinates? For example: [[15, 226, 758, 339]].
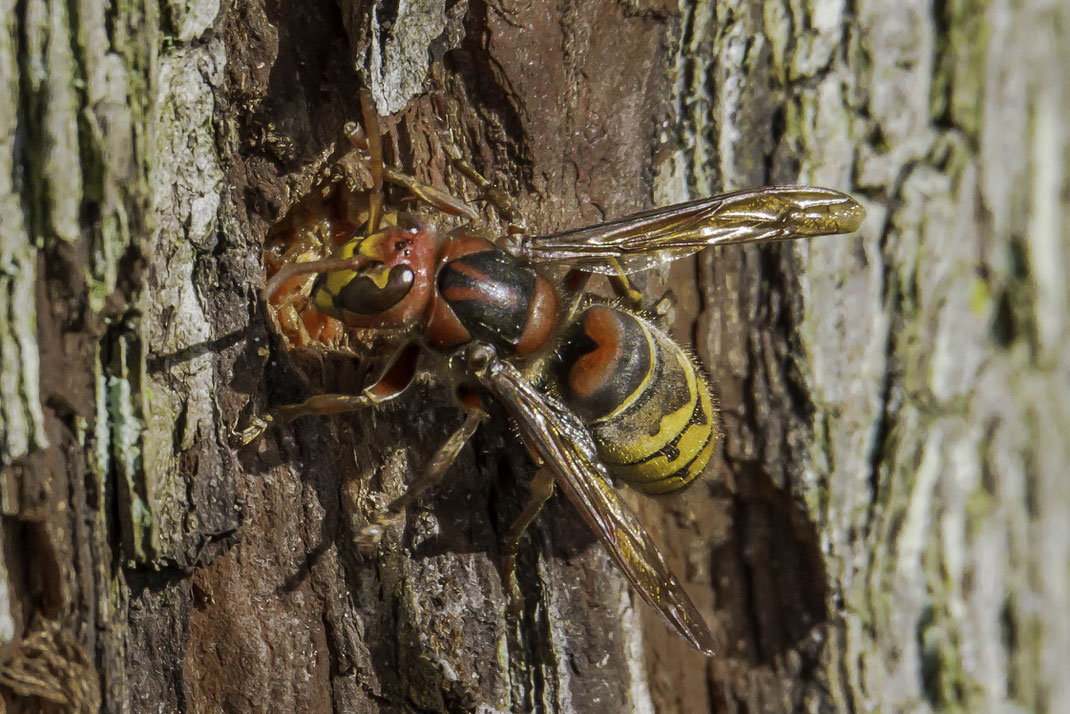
[[555, 305, 718, 495]]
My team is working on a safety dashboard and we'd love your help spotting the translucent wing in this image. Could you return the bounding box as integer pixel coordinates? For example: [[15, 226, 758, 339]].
[[475, 352, 719, 655], [516, 185, 865, 274]]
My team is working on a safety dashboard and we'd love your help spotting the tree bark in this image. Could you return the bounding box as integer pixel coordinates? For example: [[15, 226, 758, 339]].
[[1, 0, 1065, 713]]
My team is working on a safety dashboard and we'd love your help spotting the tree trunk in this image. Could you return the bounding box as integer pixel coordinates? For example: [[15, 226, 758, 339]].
[[1, 0, 1065, 712]]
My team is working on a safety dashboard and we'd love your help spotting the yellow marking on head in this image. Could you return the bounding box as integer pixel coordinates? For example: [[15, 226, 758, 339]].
[[325, 269, 357, 297], [337, 240, 359, 259], [363, 264, 393, 289], [358, 232, 388, 260], [314, 287, 338, 315]]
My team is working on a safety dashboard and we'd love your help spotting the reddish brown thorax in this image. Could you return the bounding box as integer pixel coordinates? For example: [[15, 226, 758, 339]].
[[424, 233, 558, 356]]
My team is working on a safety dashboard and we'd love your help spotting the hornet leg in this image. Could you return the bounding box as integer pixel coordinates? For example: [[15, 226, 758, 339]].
[[354, 401, 485, 551], [502, 466, 555, 615], [234, 390, 382, 445], [235, 344, 421, 444], [342, 114, 478, 221], [450, 159, 527, 235], [603, 259, 677, 327], [606, 258, 646, 313], [357, 89, 385, 232]]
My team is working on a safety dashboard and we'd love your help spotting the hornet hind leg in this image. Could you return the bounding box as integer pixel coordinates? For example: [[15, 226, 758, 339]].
[[355, 398, 485, 551]]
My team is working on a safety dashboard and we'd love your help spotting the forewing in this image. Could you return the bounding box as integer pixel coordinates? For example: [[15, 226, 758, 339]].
[[479, 356, 719, 655], [519, 185, 865, 274]]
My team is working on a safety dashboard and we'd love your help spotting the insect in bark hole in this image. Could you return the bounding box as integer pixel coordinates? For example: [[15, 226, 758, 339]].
[[238, 90, 865, 655]]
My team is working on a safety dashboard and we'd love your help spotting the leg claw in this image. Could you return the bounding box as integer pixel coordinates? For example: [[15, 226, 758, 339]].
[[506, 574, 524, 616], [355, 510, 404, 554], [354, 523, 385, 553], [503, 552, 524, 615], [233, 414, 274, 445]]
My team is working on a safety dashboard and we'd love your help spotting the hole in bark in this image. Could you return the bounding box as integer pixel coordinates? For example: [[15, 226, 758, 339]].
[[714, 463, 829, 665]]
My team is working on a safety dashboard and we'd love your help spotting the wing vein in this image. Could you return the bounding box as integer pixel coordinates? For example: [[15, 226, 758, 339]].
[[476, 355, 719, 655]]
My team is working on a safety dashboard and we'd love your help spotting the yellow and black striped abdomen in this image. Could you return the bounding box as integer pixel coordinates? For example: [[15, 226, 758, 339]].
[[555, 306, 718, 495]]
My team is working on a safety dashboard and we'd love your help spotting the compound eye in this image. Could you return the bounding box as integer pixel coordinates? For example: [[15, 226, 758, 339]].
[[338, 263, 415, 315]]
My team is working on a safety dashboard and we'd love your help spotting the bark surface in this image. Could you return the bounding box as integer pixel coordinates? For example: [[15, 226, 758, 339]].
[[0, 0, 1065, 713]]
